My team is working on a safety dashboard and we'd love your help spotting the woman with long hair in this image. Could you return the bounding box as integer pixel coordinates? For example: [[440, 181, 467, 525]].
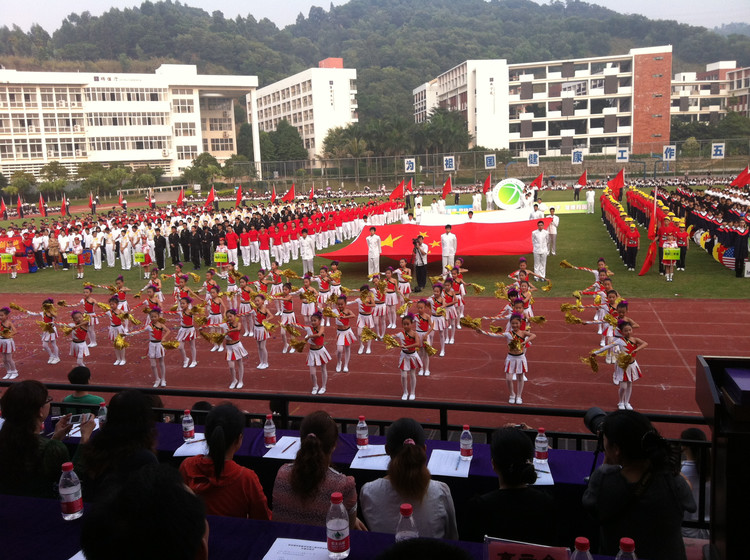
[[0, 380, 93, 498], [272, 411, 365, 529], [583, 410, 696, 560], [79, 389, 158, 500], [360, 418, 457, 539], [180, 403, 271, 520]]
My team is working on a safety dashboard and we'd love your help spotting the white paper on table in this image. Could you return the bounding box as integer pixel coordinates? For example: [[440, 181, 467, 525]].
[[263, 436, 301, 459], [262, 538, 329, 560], [349, 444, 390, 471], [532, 463, 554, 486], [173, 434, 207, 457], [426, 449, 471, 478], [68, 418, 100, 438], [68, 551, 86, 560]]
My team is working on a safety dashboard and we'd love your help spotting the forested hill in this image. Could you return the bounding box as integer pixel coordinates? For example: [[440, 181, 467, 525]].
[[2, 0, 750, 123]]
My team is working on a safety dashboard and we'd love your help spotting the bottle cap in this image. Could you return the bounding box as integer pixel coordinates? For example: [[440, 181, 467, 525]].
[[99, 402, 106, 407], [359, 415, 365, 421], [61, 462, 73, 472], [184, 409, 190, 415], [266, 413, 273, 419], [330, 492, 343, 504], [619, 538, 635, 552], [538, 427, 546, 434], [574, 537, 590, 551], [463, 424, 470, 431], [400, 503, 413, 516]]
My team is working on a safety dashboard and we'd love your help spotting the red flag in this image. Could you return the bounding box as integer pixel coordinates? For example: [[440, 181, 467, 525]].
[[529, 172, 544, 188], [638, 239, 658, 276], [60, 194, 67, 216], [0, 197, 6, 217], [309, 183, 315, 200], [88, 192, 93, 209], [204, 185, 215, 208], [17, 195, 23, 218], [577, 170, 588, 186], [607, 169, 625, 199], [39, 193, 46, 217], [281, 183, 296, 203], [441, 177, 452, 200], [235, 186, 243, 208], [118, 191, 123, 206], [730, 166, 749, 187], [176, 187, 184, 207], [483, 174, 492, 194], [390, 180, 405, 201], [406, 179, 413, 193], [639, 187, 660, 276], [647, 187, 659, 241]]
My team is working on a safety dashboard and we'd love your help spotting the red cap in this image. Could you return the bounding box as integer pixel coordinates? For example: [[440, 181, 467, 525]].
[[266, 413, 273, 419], [400, 503, 413, 516], [359, 415, 365, 421], [184, 409, 190, 415], [538, 427, 546, 434], [619, 538, 635, 552], [62, 462, 73, 472], [574, 537, 590, 551], [330, 492, 343, 504], [463, 424, 470, 431]]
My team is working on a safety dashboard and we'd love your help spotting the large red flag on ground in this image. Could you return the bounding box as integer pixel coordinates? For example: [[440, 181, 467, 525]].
[[483, 174, 492, 194], [607, 169, 625, 199], [406, 179, 413, 192], [389, 180, 405, 201], [88, 192, 93, 209], [639, 187, 660, 276], [176, 187, 184, 207], [235, 185, 243, 208], [441, 177, 452, 200], [281, 183, 296, 203], [204, 186, 215, 209], [309, 183, 315, 200], [320, 219, 551, 263], [60, 194, 67, 216], [39, 193, 46, 217], [529, 172, 544, 188], [730, 166, 749, 187], [17, 195, 23, 218], [577, 170, 588, 186]]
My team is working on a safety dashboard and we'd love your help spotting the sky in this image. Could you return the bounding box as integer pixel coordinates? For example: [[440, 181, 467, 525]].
[[3, 0, 749, 33]]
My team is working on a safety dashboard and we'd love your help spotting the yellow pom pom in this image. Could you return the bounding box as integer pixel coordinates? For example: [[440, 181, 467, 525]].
[[360, 327, 379, 342], [423, 342, 438, 356], [262, 320, 278, 333], [189, 273, 201, 284], [528, 315, 546, 325], [322, 307, 337, 318], [282, 323, 302, 338], [113, 334, 130, 350], [470, 283, 485, 294], [459, 315, 482, 331], [9, 302, 27, 312], [161, 340, 180, 350], [382, 334, 400, 350], [559, 259, 574, 269], [565, 312, 583, 325], [289, 338, 307, 353]]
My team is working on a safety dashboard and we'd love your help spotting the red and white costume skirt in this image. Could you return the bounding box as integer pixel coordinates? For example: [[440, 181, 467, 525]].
[[280, 310, 297, 325], [613, 359, 642, 384], [177, 326, 195, 341], [109, 324, 126, 341], [357, 313, 374, 329], [307, 346, 331, 366], [373, 302, 386, 317], [444, 305, 458, 321], [225, 342, 248, 361], [301, 302, 316, 316], [252, 323, 270, 341], [398, 281, 411, 296], [385, 292, 399, 306], [336, 327, 357, 347], [148, 341, 165, 359], [398, 350, 423, 371], [317, 290, 330, 305], [70, 340, 90, 358], [0, 338, 16, 353], [42, 325, 59, 343], [431, 315, 446, 331], [239, 302, 254, 317], [504, 353, 528, 380]]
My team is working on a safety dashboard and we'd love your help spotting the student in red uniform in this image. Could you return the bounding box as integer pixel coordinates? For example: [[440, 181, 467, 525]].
[[252, 295, 271, 370], [396, 314, 422, 400], [258, 226, 271, 270], [225, 227, 240, 268], [415, 299, 434, 377], [239, 227, 252, 267], [248, 225, 260, 264], [625, 222, 640, 272], [224, 309, 248, 390], [177, 296, 198, 368], [69, 310, 90, 367], [305, 311, 331, 395], [676, 222, 689, 272], [145, 307, 171, 388], [333, 295, 357, 373]]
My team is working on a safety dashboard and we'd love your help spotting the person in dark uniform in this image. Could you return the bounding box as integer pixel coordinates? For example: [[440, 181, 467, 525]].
[[190, 226, 202, 270], [201, 226, 213, 266], [180, 225, 191, 263], [168, 226, 181, 266], [153, 229, 167, 270]]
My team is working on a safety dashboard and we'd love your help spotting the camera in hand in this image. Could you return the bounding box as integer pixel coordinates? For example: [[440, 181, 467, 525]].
[[584, 407, 607, 435]]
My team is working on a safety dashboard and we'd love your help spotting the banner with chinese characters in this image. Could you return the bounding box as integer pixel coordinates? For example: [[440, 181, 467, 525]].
[[615, 148, 629, 163], [0, 236, 30, 274], [571, 149, 584, 165], [443, 155, 456, 172], [484, 154, 496, 169], [527, 152, 539, 167], [404, 157, 416, 173], [711, 143, 725, 160]]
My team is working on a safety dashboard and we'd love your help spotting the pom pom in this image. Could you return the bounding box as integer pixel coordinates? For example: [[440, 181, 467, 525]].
[[617, 353, 635, 369], [289, 338, 307, 353], [594, 294, 602, 305], [300, 291, 317, 303], [133, 293, 141, 300], [397, 301, 409, 316], [160, 274, 172, 280], [560, 303, 578, 312], [322, 307, 337, 318], [281, 269, 300, 279], [508, 338, 523, 353], [194, 315, 208, 328], [459, 315, 482, 331], [423, 342, 437, 356], [340, 286, 352, 295], [565, 312, 584, 325], [61, 325, 74, 336], [383, 334, 400, 350], [559, 259, 574, 269], [604, 314, 618, 327], [262, 319, 278, 333], [528, 315, 546, 325], [113, 334, 130, 350], [401, 274, 412, 282], [161, 340, 180, 350], [541, 282, 552, 292], [329, 270, 342, 280], [469, 283, 485, 294], [96, 302, 111, 312], [9, 302, 27, 312], [489, 324, 504, 334], [169, 304, 178, 312], [200, 331, 225, 345], [327, 292, 338, 305], [189, 272, 201, 283], [429, 275, 443, 285], [282, 323, 302, 338], [360, 327, 380, 342], [43, 302, 56, 314], [37, 320, 55, 333], [580, 354, 599, 373]]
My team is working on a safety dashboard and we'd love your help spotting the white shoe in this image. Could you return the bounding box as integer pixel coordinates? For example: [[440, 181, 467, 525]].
[[153, 380, 160, 388], [8, 372, 18, 379], [450, 338, 455, 344], [439, 350, 445, 357], [189, 361, 197, 368], [343, 366, 349, 372], [237, 381, 243, 389], [358, 347, 364, 355], [282, 346, 288, 354], [600, 340, 606, 347], [618, 403, 626, 410], [289, 348, 295, 353], [418, 369, 424, 376], [318, 387, 326, 395], [515, 397, 523, 404], [625, 403, 633, 410], [336, 363, 342, 372], [312, 387, 319, 395], [218, 346, 224, 352], [256, 363, 264, 369], [183, 359, 189, 368], [597, 327, 602, 335], [457, 324, 462, 330], [229, 379, 238, 389], [114, 360, 121, 366], [87, 342, 97, 348], [401, 392, 408, 400], [120, 360, 126, 366], [2, 373, 10, 380], [509, 395, 516, 404], [47, 357, 53, 364], [52, 356, 61, 364], [160, 379, 166, 387], [366, 348, 371, 354], [408, 393, 415, 400], [210, 346, 217, 352], [424, 370, 430, 377]]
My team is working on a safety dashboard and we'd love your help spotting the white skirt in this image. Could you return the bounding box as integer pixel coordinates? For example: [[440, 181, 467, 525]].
[[116, 301, 129, 313], [109, 325, 126, 341], [226, 284, 239, 294], [317, 291, 330, 304], [504, 354, 528, 380], [336, 328, 357, 347], [226, 342, 248, 361], [431, 316, 446, 331], [398, 282, 411, 296], [148, 341, 165, 359], [398, 351, 422, 371], [252, 324, 270, 341], [613, 360, 642, 384], [239, 302, 254, 316], [357, 314, 374, 328], [280, 311, 297, 325], [41, 326, 58, 342], [331, 284, 342, 296], [86, 314, 99, 326], [444, 306, 458, 320], [271, 283, 283, 295], [301, 302, 316, 316], [385, 292, 400, 305], [208, 313, 224, 326], [307, 346, 331, 366], [523, 306, 534, 318], [177, 326, 195, 341], [0, 338, 16, 353], [70, 341, 90, 358], [155, 291, 164, 303], [373, 302, 386, 317]]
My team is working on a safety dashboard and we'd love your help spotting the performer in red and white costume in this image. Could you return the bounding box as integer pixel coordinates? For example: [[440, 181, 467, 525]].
[[296, 275, 318, 326], [107, 295, 127, 366], [395, 314, 422, 400], [251, 295, 271, 370], [69, 310, 90, 367], [427, 283, 447, 357], [224, 309, 248, 390], [356, 285, 375, 355], [0, 307, 19, 379], [333, 295, 357, 373], [206, 286, 227, 352], [145, 307, 171, 388], [79, 285, 99, 348], [592, 320, 647, 410], [313, 267, 332, 326], [177, 296, 198, 368], [395, 259, 412, 298], [238, 275, 255, 337], [481, 313, 536, 405], [383, 267, 401, 329], [267, 261, 284, 316], [277, 283, 298, 353], [442, 282, 458, 345], [225, 262, 240, 309], [415, 299, 434, 377], [29, 298, 61, 364], [305, 311, 331, 395]]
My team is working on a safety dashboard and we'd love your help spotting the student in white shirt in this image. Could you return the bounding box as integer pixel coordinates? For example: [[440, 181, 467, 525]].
[[531, 220, 550, 280], [440, 225, 457, 277], [366, 227, 382, 276]]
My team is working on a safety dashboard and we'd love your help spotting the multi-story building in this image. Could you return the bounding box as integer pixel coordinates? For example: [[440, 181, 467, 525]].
[[251, 58, 358, 161], [671, 61, 736, 125], [413, 46, 675, 156], [413, 79, 438, 124], [0, 64, 260, 179], [727, 66, 750, 117]]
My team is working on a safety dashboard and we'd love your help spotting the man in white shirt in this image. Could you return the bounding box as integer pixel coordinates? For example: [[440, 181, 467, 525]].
[[472, 191, 483, 212], [531, 220, 550, 280], [485, 188, 494, 211], [412, 235, 429, 292], [440, 224, 457, 277], [529, 203, 544, 221], [299, 228, 316, 276], [586, 188, 595, 214], [366, 227, 382, 276], [414, 203, 423, 224], [547, 207, 560, 255]]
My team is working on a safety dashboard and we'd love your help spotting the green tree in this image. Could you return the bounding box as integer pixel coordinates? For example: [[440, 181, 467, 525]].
[[223, 154, 255, 184], [40, 160, 69, 183], [8, 171, 36, 197], [236, 122, 254, 159], [345, 137, 372, 186], [270, 119, 308, 161], [681, 137, 701, 157], [133, 172, 156, 189]]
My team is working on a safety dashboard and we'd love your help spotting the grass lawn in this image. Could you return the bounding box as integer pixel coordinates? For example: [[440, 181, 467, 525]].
[[1, 189, 747, 299]]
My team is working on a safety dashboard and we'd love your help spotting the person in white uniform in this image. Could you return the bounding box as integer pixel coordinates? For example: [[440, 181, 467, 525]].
[[298, 228, 316, 276], [531, 220, 549, 280], [366, 227, 382, 276], [547, 207, 560, 255], [440, 225, 457, 277], [586, 188, 595, 214]]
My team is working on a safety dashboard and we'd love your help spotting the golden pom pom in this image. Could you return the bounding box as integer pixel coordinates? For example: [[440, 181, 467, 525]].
[[572, 291, 581, 299], [282, 323, 302, 338], [60, 325, 74, 336], [133, 294, 141, 300], [565, 312, 584, 325], [96, 302, 111, 312], [359, 288, 371, 301], [459, 316, 482, 331], [169, 304, 178, 312], [489, 324, 504, 334], [281, 268, 300, 279], [262, 319, 278, 333], [469, 283, 485, 294], [423, 342, 438, 356], [161, 340, 180, 350], [360, 327, 380, 342], [429, 275, 442, 285], [36, 320, 55, 333], [42, 303, 56, 314], [494, 289, 507, 300], [322, 307, 337, 318], [113, 334, 130, 350], [401, 274, 412, 282], [528, 315, 546, 325], [436, 307, 445, 317], [201, 331, 225, 345], [300, 291, 317, 304], [604, 314, 618, 327], [160, 274, 172, 280], [559, 259, 575, 269], [580, 354, 599, 373], [560, 303, 577, 312], [327, 292, 338, 305], [57, 300, 69, 308], [289, 338, 307, 353], [616, 353, 635, 369], [9, 302, 27, 312], [508, 339, 523, 353], [194, 315, 208, 328], [329, 270, 342, 280], [376, 280, 387, 293], [383, 334, 400, 350], [106, 285, 118, 293], [594, 294, 602, 305], [396, 302, 409, 316], [340, 286, 352, 295], [541, 282, 552, 292]]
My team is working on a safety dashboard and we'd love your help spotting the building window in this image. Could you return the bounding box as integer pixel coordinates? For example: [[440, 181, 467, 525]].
[[652, 114, 662, 118], [177, 145, 198, 160], [652, 74, 663, 78], [171, 89, 193, 95], [173, 99, 194, 113], [654, 56, 664, 60], [210, 138, 234, 151], [174, 122, 196, 137], [208, 117, 233, 131]]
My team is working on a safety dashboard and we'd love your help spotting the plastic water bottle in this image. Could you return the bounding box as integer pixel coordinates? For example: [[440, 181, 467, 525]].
[[570, 537, 594, 560], [326, 492, 350, 559], [97, 402, 107, 427], [264, 414, 277, 448], [459, 424, 473, 460], [59, 462, 83, 521], [395, 503, 418, 542], [182, 409, 194, 441], [534, 427, 549, 463], [356, 415, 369, 449], [615, 538, 637, 560]]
